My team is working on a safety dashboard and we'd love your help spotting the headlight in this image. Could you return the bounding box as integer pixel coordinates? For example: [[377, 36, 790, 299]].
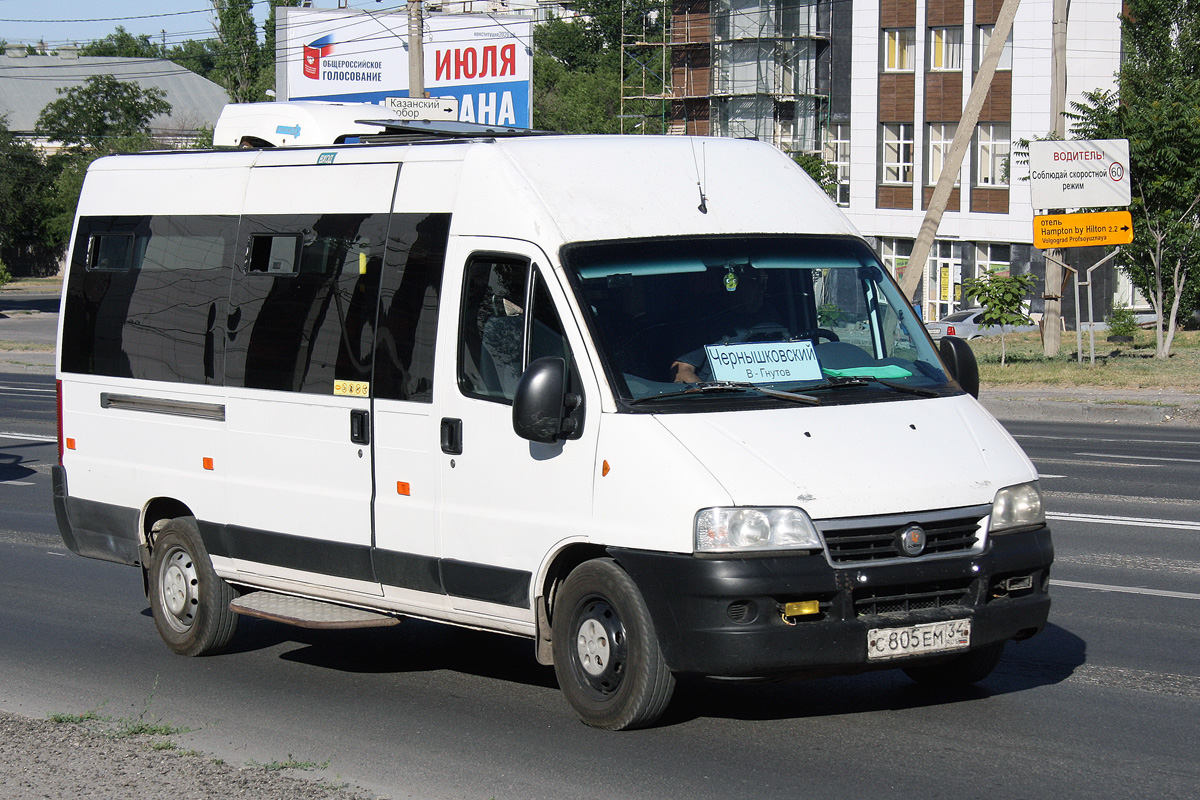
[[695, 507, 822, 553], [990, 482, 1045, 534]]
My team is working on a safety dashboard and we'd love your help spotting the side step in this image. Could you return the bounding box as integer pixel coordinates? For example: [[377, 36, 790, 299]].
[[229, 591, 401, 630]]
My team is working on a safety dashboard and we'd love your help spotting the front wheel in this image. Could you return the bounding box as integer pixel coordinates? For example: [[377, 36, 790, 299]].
[[148, 518, 238, 656], [902, 641, 1006, 686], [551, 558, 675, 730]]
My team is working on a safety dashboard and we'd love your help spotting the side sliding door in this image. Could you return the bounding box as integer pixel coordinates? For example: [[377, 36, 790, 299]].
[[221, 160, 397, 597]]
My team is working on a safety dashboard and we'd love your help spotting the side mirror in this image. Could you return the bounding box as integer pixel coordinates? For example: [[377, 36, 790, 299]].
[[513, 357, 584, 444], [939, 336, 980, 399]]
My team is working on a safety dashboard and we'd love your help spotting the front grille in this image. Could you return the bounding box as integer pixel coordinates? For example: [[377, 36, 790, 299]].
[[854, 580, 974, 617], [819, 508, 987, 564]]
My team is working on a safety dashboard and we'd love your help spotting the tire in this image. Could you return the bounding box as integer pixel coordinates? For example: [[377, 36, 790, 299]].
[[551, 558, 675, 730], [148, 518, 238, 656], [902, 641, 1006, 687]]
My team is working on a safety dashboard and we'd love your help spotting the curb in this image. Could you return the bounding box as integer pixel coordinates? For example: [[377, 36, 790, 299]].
[[981, 398, 1198, 426]]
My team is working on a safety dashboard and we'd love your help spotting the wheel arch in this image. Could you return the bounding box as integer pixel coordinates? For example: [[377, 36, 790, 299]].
[[533, 541, 610, 665], [138, 498, 198, 596]]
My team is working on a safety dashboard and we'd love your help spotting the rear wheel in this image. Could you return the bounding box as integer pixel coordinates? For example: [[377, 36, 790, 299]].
[[148, 518, 238, 656], [902, 641, 1005, 686], [552, 558, 675, 730]]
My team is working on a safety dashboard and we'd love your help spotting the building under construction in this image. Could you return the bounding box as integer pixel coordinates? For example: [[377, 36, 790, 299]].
[[621, 0, 840, 154]]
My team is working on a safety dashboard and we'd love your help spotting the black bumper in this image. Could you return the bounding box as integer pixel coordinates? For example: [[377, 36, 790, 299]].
[[52, 465, 141, 566], [610, 527, 1053, 677]]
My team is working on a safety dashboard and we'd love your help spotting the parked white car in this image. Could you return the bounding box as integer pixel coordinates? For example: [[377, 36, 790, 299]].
[[926, 309, 1039, 340]]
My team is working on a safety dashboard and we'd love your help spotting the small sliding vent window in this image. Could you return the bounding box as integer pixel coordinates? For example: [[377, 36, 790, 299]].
[[87, 233, 136, 271], [248, 234, 302, 275]]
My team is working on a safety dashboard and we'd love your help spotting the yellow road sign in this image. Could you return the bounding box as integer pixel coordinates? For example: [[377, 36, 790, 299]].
[[1034, 210, 1134, 249]]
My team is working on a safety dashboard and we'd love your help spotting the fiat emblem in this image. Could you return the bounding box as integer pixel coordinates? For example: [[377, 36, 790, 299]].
[[898, 524, 926, 557]]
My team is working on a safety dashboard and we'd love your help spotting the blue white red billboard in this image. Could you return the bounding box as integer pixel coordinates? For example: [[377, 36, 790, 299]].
[[278, 8, 533, 127]]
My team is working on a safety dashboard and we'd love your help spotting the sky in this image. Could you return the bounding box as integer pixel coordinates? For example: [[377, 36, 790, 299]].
[[0, 1, 404, 49]]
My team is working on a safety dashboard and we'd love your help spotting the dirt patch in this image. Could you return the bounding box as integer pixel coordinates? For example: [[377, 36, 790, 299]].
[[0, 711, 381, 800]]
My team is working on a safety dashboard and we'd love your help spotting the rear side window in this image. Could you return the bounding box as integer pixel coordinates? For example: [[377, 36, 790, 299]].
[[61, 215, 237, 384], [226, 213, 390, 394]]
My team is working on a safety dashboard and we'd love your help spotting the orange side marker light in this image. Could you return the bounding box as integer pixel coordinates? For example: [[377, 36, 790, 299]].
[[602, 460, 611, 477], [397, 481, 411, 496], [65, 438, 77, 451], [202, 457, 214, 471]]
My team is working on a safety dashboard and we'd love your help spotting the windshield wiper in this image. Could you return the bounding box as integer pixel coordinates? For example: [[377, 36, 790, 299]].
[[784, 375, 941, 398], [629, 381, 821, 406]]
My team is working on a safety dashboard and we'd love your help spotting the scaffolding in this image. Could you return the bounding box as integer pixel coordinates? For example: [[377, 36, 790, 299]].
[[621, 0, 831, 152]]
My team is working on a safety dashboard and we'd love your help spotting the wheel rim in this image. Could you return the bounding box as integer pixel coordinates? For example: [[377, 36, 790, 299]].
[[571, 597, 628, 698], [158, 545, 199, 633]]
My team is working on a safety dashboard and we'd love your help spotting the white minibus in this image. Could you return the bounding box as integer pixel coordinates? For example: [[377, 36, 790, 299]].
[[54, 104, 1052, 730]]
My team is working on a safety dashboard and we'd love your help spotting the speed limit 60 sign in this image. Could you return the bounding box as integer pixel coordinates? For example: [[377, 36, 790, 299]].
[[1028, 139, 1131, 210]]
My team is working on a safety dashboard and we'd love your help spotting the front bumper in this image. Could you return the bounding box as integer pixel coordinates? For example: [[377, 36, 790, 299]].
[[610, 526, 1053, 677]]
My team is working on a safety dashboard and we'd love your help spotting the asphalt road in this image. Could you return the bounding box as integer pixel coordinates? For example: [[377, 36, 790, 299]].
[[2, 376, 1198, 799]]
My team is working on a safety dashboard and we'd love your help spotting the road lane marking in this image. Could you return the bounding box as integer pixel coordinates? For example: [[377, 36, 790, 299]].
[[1015, 433, 1200, 447], [0, 431, 56, 443], [1051, 579, 1200, 601], [1056, 553, 1200, 575], [1047, 511, 1200, 531], [1034, 457, 1160, 468], [1066, 664, 1200, 700], [0, 385, 55, 394], [1075, 451, 1200, 464], [1045, 490, 1200, 508]]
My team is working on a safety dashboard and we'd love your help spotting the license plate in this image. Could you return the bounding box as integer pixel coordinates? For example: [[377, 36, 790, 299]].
[[867, 619, 971, 660]]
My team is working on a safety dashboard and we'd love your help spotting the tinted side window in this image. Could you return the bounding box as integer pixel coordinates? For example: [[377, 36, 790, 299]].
[[61, 215, 236, 384], [458, 259, 574, 405], [458, 257, 530, 403], [226, 214, 388, 394], [373, 213, 450, 403]]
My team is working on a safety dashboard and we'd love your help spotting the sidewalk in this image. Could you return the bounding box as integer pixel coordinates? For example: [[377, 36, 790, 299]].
[[4, 283, 1197, 426]]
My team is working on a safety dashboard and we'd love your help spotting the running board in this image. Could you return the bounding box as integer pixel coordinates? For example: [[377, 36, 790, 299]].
[[229, 592, 401, 630]]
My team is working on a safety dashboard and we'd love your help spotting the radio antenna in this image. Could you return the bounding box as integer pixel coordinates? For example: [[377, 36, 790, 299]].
[[691, 138, 708, 214]]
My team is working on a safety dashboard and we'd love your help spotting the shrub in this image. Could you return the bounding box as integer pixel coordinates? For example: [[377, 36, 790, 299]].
[[1105, 302, 1138, 339]]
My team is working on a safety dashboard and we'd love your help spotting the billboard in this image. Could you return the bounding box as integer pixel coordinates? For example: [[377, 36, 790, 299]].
[[277, 8, 533, 127]]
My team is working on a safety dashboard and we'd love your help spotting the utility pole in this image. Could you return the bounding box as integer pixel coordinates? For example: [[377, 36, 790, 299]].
[[899, 0, 1022, 313], [1042, 0, 1070, 356], [408, 0, 424, 98]]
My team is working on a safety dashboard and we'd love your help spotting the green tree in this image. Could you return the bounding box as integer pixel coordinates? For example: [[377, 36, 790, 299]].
[[166, 38, 221, 81], [792, 153, 838, 199], [0, 117, 58, 276], [254, 1, 302, 101], [213, 0, 261, 103], [533, 16, 621, 133], [79, 26, 166, 59], [35, 74, 171, 151], [34, 77, 173, 258], [961, 271, 1039, 366], [1067, 0, 1200, 359]]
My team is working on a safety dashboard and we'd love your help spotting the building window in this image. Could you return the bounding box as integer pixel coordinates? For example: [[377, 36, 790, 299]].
[[975, 242, 1012, 278], [879, 237, 913, 281], [881, 123, 914, 185], [929, 240, 964, 319], [823, 123, 851, 206], [928, 27, 963, 71], [882, 29, 915, 72], [926, 123, 959, 186], [975, 25, 1013, 71], [976, 124, 1010, 186]]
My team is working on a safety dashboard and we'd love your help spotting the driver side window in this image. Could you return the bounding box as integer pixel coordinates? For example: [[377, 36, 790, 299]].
[[458, 256, 571, 404]]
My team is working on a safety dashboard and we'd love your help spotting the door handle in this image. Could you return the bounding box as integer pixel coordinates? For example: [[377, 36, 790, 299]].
[[350, 409, 370, 445], [441, 418, 463, 455]]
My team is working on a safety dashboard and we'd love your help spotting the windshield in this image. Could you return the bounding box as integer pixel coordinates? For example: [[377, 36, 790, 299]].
[[563, 236, 955, 407]]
